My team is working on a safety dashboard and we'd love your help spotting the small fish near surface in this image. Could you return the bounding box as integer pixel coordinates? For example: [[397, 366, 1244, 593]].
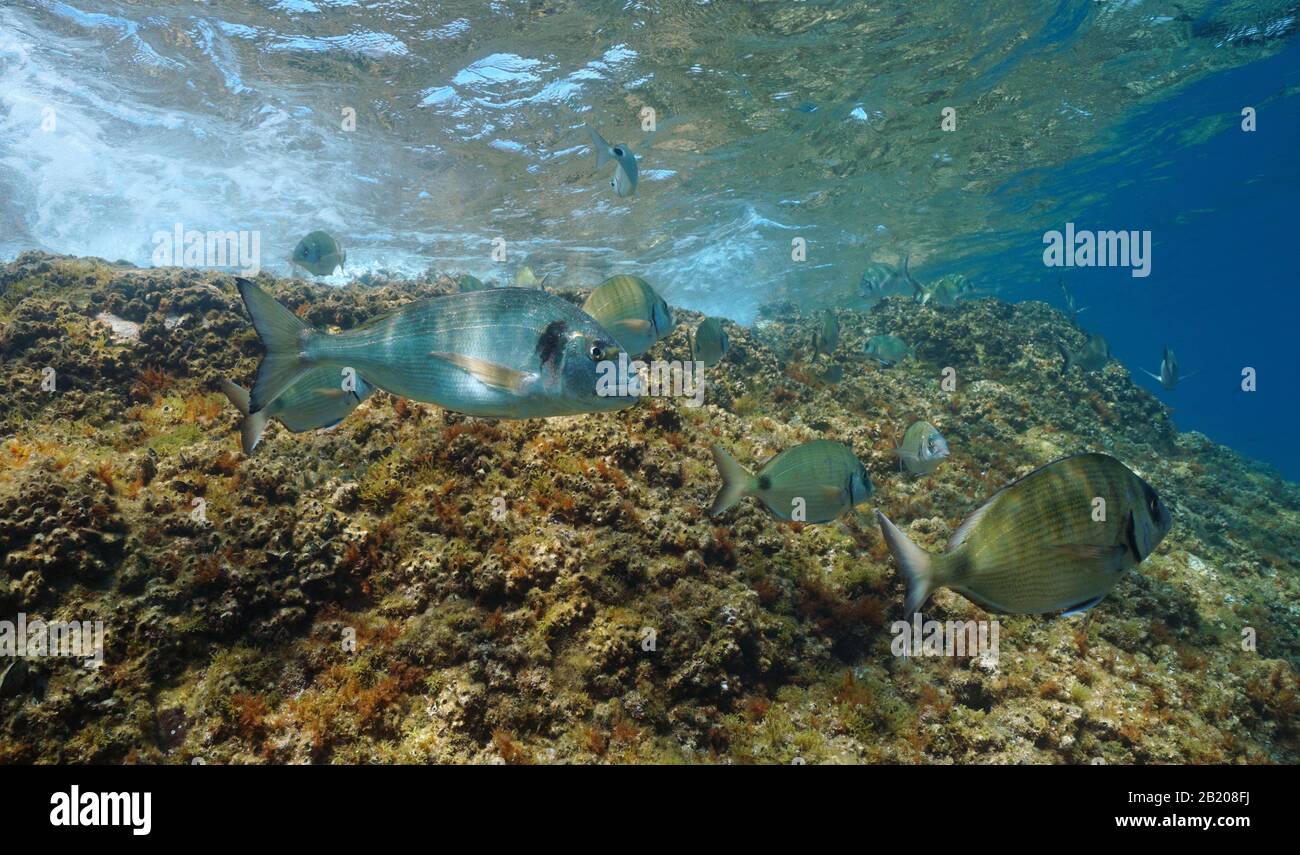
[[894, 420, 950, 476], [691, 317, 730, 367], [220, 368, 373, 454], [588, 126, 638, 198], [1141, 345, 1190, 390], [811, 309, 839, 359], [236, 277, 633, 420], [859, 254, 918, 304], [1059, 277, 1087, 325], [290, 230, 346, 277], [863, 334, 915, 366], [1062, 333, 1112, 373], [710, 440, 874, 524], [876, 452, 1172, 617], [580, 274, 674, 358]]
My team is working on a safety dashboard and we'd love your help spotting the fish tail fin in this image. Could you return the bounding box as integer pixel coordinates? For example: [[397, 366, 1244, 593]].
[[897, 252, 909, 275], [236, 277, 316, 412], [875, 510, 936, 619], [219, 378, 269, 454], [709, 444, 757, 516], [240, 409, 271, 454], [587, 126, 612, 167], [219, 378, 250, 416]]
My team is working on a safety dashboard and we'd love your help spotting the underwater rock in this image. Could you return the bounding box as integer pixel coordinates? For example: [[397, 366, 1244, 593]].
[[0, 253, 1295, 765]]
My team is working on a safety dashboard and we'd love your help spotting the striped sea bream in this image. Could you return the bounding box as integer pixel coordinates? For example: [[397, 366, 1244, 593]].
[[876, 453, 1172, 617]]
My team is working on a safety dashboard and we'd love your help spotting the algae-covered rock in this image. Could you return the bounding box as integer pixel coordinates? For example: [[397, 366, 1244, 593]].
[[0, 253, 1295, 765]]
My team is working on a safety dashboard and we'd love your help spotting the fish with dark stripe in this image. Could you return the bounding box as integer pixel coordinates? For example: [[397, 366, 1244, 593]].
[[236, 278, 631, 420], [876, 453, 1172, 617]]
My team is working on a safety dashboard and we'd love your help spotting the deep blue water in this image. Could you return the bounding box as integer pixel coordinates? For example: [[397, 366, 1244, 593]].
[[963, 35, 1300, 480]]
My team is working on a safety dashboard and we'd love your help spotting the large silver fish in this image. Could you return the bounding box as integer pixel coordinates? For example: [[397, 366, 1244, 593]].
[[877, 452, 1172, 617], [236, 278, 632, 420], [220, 369, 373, 454], [710, 440, 874, 524]]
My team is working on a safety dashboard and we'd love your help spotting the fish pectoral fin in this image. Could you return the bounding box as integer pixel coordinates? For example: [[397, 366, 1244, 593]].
[[816, 484, 848, 503], [1060, 595, 1106, 618], [429, 352, 534, 394], [1048, 543, 1128, 571]]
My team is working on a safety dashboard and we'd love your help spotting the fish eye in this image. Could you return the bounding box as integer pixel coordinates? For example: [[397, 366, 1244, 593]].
[[587, 340, 611, 361], [613, 147, 623, 157]]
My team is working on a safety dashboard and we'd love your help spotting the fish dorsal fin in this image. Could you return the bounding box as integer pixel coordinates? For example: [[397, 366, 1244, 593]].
[[429, 352, 534, 394], [947, 494, 999, 549]]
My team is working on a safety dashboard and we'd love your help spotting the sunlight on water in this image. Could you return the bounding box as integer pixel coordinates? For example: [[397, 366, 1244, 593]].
[[0, 0, 1293, 317]]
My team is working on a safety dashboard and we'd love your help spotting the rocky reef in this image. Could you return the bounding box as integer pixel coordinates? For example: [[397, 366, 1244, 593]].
[[0, 252, 1295, 764]]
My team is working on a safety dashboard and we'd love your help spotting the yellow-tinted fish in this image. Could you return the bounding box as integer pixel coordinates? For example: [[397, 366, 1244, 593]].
[[458, 274, 488, 292], [710, 440, 874, 524], [291, 230, 346, 277], [877, 452, 1172, 617], [514, 266, 550, 289], [580, 275, 674, 357]]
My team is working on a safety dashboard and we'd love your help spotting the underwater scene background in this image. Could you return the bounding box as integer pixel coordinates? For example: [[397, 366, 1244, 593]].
[[0, 1, 1297, 764]]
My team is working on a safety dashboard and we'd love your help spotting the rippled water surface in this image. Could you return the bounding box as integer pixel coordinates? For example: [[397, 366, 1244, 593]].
[[2, 1, 1294, 316]]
